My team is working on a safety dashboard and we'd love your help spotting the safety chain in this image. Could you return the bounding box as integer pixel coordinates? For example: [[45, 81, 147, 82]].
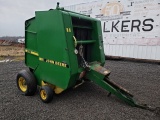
[[79, 45, 90, 70]]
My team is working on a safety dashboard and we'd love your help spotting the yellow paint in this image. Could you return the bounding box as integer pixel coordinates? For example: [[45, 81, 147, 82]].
[[66, 28, 69, 32], [41, 81, 55, 90], [41, 81, 47, 86], [40, 90, 47, 100], [39, 57, 68, 68], [39, 57, 44, 61], [66, 28, 71, 32], [25, 49, 28, 52], [25, 49, 39, 56], [54, 86, 64, 94], [46, 59, 67, 67], [46, 59, 55, 64], [60, 62, 67, 67], [41, 81, 64, 94], [73, 36, 77, 47], [31, 51, 39, 56], [18, 77, 27, 92], [69, 28, 71, 32], [62, 63, 65, 67]]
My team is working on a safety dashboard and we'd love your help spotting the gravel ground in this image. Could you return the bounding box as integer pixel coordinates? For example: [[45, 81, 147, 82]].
[[0, 60, 160, 120]]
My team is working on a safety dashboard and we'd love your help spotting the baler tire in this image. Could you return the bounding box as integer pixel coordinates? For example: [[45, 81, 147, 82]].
[[39, 86, 54, 103], [16, 69, 37, 96]]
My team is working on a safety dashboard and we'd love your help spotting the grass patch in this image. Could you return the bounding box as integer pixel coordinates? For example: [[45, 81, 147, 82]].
[[13, 56, 25, 61], [0, 45, 25, 61], [0, 46, 24, 57], [0, 56, 4, 60]]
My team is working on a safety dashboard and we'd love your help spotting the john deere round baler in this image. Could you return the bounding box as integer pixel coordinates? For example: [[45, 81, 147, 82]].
[[16, 3, 158, 111]]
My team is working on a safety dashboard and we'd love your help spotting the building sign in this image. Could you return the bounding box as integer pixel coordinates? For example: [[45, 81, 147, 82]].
[[75, 0, 160, 46]]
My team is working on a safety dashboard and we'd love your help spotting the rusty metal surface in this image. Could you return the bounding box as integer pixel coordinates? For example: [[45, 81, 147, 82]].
[[92, 64, 111, 76], [104, 77, 133, 97]]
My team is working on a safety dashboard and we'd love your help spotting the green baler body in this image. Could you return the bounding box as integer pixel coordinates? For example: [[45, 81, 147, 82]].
[[24, 7, 153, 109], [25, 9, 105, 90]]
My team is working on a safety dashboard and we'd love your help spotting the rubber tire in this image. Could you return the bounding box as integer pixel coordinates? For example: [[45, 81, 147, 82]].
[[39, 86, 54, 103], [16, 69, 37, 96]]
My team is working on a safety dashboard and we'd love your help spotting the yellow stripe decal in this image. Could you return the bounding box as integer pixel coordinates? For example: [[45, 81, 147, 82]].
[[69, 28, 71, 32], [25, 49, 39, 56], [39, 57, 68, 68], [31, 51, 39, 56], [66, 28, 71, 32], [66, 28, 68, 32], [39, 57, 44, 61], [25, 49, 68, 68]]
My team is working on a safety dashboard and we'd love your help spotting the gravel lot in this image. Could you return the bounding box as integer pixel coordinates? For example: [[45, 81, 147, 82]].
[[0, 60, 160, 120]]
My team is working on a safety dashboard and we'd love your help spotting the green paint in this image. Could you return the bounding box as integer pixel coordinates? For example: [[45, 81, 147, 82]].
[[25, 8, 104, 89], [24, 6, 142, 108]]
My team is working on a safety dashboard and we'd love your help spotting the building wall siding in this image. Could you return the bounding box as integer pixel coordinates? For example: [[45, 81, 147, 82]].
[[64, 0, 160, 60]]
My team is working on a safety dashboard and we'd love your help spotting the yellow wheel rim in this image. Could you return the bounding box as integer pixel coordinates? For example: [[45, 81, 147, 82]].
[[18, 77, 27, 92], [40, 90, 47, 100]]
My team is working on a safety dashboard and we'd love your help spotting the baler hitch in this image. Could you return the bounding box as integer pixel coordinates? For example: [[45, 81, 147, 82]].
[[104, 77, 158, 111], [85, 63, 159, 112]]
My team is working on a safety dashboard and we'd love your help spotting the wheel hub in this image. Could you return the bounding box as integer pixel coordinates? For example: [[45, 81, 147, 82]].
[[18, 77, 27, 92], [40, 90, 47, 100]]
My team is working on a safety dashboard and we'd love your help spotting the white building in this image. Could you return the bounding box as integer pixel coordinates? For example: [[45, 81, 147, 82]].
[[18, 38, 25, 44], [64, 0, 160, 60]]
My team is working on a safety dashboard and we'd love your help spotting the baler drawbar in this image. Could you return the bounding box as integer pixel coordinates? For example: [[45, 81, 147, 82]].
[[16, 3, 159, 112], [85, 63, 156, 111]]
